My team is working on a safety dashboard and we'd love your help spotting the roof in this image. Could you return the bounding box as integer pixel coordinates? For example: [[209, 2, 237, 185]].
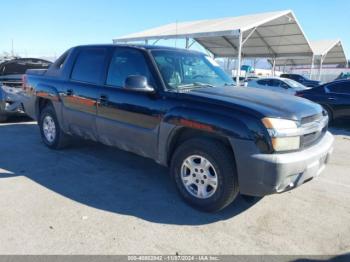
[[71, 43, 203, 54], [113, 10, 313, 59], [273, 39, 347, 66]]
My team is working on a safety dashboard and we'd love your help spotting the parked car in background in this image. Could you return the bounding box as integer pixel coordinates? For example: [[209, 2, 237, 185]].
[[280, 73, 321, 88], [232, 76, 246, 86], [296, 79, 350, 122], [247, 77, 310, 95], [23, 45, 333, 212], [335, 72, 350, 81], [0, 58, 52, 122]]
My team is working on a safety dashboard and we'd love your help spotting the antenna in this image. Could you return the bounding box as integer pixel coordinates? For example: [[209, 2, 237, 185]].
[[175, 20, 178, 48], [11, 39, 14, 57]]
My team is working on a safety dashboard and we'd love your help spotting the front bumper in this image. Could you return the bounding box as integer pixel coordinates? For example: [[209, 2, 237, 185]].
[[231, 131, 334, 196], [0, 85, 25, 116]]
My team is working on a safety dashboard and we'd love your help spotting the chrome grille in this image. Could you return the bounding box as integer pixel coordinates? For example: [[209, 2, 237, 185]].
[[301, 113, 328, 148], [301, 113, 323, 125]]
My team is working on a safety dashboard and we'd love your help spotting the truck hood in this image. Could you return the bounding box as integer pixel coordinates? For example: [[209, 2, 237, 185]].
[[188, 86, 323, 121]]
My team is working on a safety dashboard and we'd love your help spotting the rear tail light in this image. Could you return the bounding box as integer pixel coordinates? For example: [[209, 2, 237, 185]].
[[295, 92, 304, 97], [22, 75, 27, 90]]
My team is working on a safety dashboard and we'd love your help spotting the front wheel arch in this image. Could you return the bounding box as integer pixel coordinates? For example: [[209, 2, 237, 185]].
[[166, 127, 235, 166]]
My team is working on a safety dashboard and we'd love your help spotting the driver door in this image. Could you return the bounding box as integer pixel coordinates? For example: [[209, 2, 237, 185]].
[[96, 47, 164, 159]]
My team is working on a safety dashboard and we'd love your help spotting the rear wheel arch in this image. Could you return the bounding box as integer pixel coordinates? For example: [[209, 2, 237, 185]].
[[36, 98, 53, 119]]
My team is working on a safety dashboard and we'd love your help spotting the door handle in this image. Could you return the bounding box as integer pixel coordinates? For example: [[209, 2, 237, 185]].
[[66, 89, 73, 96], [98, 95, 109, 106], [328, 97, 336, 101]]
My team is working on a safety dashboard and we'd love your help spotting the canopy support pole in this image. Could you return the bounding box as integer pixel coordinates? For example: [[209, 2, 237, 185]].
[[310, 55, 315, 79], [152, 39, 160, 45], [272, 57, 276, 76], [236, 32, 242, 86], [318, 57, 324, 81], [185, 37, 189, 49], [188, 39, 196, 49], [242, 27, 257, 45]]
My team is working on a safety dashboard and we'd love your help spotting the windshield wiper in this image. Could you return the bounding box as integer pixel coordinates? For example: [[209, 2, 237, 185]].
[[177, 82, 215, 89]]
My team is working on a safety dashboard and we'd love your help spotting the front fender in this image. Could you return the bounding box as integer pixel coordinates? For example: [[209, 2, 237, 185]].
[[157, 107, 257, 166]]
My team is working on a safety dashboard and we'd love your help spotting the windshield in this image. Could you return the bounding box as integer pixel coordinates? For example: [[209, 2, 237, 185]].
[[282, 78, 308, 90], [151, 50, 234, 91]]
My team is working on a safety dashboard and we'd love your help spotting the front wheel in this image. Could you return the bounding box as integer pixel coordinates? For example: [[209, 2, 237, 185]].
[[171, 138, 239, 212], [323, 106, 333, 124], [39, 104, 70, 149]]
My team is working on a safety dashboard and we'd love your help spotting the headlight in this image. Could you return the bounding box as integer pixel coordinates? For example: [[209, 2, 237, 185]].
[[262, 118, 298, 130], [271, 137, 300, 151], [262, 117, 301, 152]]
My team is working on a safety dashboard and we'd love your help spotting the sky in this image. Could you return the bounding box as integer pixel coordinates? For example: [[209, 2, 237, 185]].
[[1, 0, 349, 60]]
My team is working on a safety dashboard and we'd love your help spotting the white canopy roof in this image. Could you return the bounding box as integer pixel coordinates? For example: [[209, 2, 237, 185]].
[[113, 10, 313, 59], [274, 39, 347, 66]]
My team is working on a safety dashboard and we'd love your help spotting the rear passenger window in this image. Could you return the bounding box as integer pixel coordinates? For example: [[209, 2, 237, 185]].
[[71, 48, 107, 84], [106, 48, 153, 87]]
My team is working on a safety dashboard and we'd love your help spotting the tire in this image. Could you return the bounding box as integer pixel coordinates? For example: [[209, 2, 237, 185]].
[[39, 104, 70, 149], [170, 138, 239, 212], [323, 106, 333, 124]]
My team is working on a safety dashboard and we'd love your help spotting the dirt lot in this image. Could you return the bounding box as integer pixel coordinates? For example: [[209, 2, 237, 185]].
[[0, 118, 349, 255]]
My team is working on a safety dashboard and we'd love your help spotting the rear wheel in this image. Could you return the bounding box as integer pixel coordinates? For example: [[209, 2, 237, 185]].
[[39, 104, 70, 149], [171, 138, 239, 212]]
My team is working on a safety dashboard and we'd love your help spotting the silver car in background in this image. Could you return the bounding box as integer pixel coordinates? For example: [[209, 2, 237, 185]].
[[247, 77, 310, 95], [0, 58, 52, 122]]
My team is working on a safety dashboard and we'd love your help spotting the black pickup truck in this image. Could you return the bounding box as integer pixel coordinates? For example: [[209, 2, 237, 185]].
[[22, 45, 334, 212]]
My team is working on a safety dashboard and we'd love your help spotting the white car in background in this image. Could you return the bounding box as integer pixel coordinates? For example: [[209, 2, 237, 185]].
[[246, 77, 311, 95]]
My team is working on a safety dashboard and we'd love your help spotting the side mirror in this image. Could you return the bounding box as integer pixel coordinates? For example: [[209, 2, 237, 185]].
[[124, 75, 155, 93]]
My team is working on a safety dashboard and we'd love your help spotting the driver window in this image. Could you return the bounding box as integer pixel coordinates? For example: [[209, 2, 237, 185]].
[[106, 48, 154, 88], [153, 56, 182, 88]]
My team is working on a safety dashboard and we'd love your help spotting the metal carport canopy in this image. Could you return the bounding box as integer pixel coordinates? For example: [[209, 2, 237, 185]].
[[113, 10, 313, 85], [274, 39, 347, 66]]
